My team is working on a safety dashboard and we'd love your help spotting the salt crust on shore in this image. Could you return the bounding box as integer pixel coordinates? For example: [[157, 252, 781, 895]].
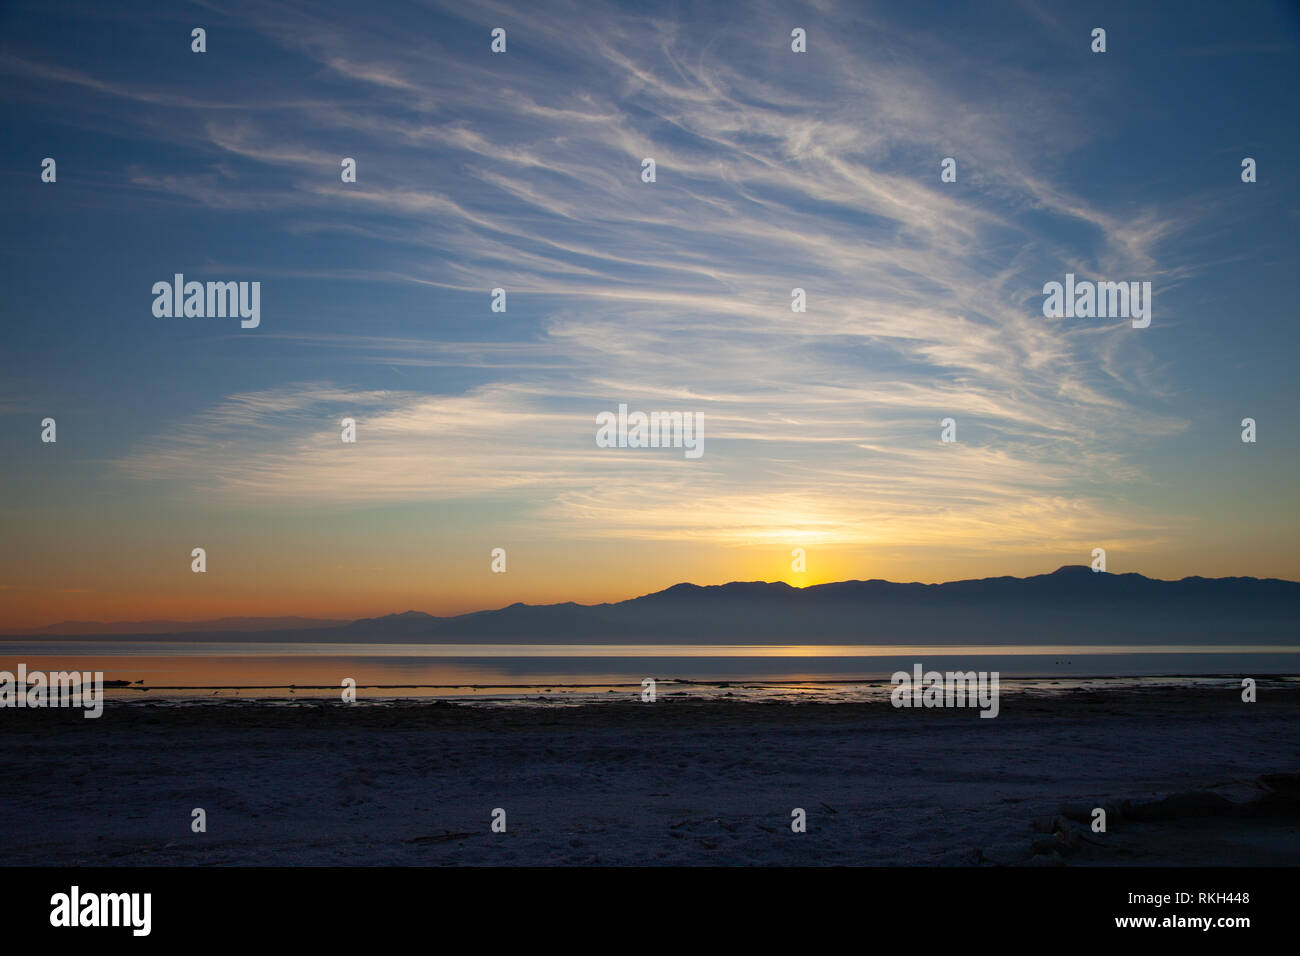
[[2, 686, 1297, 866]]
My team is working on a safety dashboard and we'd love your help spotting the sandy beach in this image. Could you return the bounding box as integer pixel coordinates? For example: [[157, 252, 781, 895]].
[[3, 685, 1297, 866]]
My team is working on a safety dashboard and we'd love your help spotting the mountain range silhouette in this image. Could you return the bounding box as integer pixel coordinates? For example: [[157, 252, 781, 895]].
[[20, 566, 1300, 644]]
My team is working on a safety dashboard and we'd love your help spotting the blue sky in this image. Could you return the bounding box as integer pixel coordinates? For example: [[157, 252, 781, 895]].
[[2, 0, 1299, 625]]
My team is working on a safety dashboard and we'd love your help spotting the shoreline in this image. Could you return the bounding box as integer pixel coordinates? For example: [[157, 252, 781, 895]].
[[5, 681, 1300, 728], [3, 673, 1295, 706]]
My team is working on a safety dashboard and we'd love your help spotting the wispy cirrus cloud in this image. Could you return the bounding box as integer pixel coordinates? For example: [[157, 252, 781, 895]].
[[10, 0, 1214, 553]]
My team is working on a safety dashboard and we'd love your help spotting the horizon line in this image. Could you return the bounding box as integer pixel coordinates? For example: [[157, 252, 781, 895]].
[[8, 564, 1300, 635]]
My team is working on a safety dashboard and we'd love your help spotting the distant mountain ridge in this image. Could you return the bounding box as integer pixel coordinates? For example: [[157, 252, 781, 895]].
[[8, 567, 1299, 645], [0, 616, 347, 636]]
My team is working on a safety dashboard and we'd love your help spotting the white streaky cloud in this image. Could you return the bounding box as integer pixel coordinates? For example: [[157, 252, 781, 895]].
[[57, 0, 1205, 547]]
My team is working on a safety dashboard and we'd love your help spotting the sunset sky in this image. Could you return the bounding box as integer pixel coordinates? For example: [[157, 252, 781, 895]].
[[2, 0, 1298, 629]]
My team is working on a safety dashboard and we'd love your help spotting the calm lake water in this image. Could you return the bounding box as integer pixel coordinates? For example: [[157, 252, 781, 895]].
[[1, 641, 1296, 704]]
